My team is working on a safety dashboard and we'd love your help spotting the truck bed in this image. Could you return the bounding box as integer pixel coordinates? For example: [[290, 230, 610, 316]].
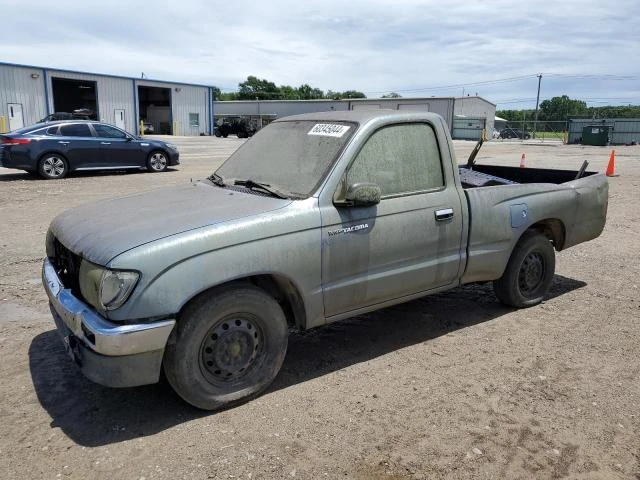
[[459, 164, 598, 188]]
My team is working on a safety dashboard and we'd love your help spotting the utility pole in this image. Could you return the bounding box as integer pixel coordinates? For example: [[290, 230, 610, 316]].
[[533, 74, 542, 138]]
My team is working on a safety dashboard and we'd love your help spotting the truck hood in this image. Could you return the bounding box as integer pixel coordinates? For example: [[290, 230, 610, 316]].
[[49, 181, 292, 265]]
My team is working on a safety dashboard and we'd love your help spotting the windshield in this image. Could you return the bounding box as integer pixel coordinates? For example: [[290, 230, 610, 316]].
[[215, 120, 356, 198]]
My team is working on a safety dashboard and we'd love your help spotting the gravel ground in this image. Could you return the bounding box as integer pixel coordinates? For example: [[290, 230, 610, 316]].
[[0, 136, 638, 479]]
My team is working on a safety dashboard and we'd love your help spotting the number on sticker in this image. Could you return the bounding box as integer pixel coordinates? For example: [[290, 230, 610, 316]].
[[308, 124, 350, 137]]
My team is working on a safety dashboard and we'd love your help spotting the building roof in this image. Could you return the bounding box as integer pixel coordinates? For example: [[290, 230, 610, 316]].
[[0, 61, 214, 89]]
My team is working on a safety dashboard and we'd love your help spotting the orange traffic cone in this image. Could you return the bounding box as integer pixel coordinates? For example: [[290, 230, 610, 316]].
[[606, 149, 617, 177], [520, 153, 526, 168]]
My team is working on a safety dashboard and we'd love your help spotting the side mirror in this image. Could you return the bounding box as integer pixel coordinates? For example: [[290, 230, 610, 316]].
[[337, 182, 381, 207]]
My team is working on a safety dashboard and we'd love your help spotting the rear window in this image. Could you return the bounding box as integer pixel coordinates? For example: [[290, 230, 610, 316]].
[[26, 126, 59, 136], [60, 124, 92, 137]]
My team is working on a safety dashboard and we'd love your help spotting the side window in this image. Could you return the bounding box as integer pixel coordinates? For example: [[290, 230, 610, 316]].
[[93, 124, 127, 138], [46, 126, 59, 136], [347, 123, 444, 196], [59, 124, 92, 137]]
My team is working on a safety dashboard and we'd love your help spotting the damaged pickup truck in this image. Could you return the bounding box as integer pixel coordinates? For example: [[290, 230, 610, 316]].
[[43, 110, 608, 410]]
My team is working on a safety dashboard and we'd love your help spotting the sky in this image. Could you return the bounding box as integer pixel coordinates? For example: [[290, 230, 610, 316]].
[[2, 0, 639, 109]]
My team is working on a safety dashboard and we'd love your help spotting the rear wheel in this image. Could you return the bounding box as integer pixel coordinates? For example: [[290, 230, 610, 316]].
[[493, 231, 555, 308], [38, 154, 68, 179], [163, 285, 289, 410], [147, 151, 168, 172]]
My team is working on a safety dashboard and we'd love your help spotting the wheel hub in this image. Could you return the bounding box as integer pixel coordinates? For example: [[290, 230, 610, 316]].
[[201, 318, 261, 381], [519, 252, 544, 294]]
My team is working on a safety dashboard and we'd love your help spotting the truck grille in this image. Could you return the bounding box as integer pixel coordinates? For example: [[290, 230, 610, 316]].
[[50, 237, 84, 301]]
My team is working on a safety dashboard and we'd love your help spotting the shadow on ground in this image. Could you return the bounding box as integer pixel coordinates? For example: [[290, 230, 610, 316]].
[[29, 275, 585, 447]]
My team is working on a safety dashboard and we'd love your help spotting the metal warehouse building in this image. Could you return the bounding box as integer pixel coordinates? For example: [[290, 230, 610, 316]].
[[215, 96, 496, 140], [0, 61, 495, 139], [0, 62, 215, 135]]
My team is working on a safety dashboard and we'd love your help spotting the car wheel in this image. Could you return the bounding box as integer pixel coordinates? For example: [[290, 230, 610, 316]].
[[147, 151, 168, 172], [222, 133, 228, 138], [237, 132, 245, 139], [38, 154, 68, 179], [163, 285, 289, 410], [493, 231, 555, 308], [214, 130, 222, 138]]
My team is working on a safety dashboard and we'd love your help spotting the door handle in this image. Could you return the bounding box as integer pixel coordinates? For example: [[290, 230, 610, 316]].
[[435, 208, 454, 221], [58, 141, 69, 145], [100, 142, 111, 145]]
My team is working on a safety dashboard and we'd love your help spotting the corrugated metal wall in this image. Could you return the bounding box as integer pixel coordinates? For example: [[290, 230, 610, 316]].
[[0, 64, 47, 127], [137, 81, 209, 136], [349, 98, 455, 128], [453, 97, 496, 135], [452, 117, 486, 140], [213, 98, 458, 131], [47, 70, 135, 132], [214, 100, 348, 118], [568, 118, 640, 145]]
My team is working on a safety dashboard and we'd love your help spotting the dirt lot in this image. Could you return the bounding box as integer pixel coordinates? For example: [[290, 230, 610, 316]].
[[0, 136, 638, 479]]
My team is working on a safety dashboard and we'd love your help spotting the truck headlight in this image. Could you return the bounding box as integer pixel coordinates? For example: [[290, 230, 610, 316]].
[[79, 260, 139, 311], [100, 270, 139, 310]]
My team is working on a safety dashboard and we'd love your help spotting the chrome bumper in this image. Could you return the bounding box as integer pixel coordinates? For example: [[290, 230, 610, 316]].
[[42, 257, 175, 357]]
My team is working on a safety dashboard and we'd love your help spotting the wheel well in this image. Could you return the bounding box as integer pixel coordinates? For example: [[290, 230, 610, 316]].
[[527, 219, 566, 251], [148, 149, 168, 159], [179, 275, 307, 330]]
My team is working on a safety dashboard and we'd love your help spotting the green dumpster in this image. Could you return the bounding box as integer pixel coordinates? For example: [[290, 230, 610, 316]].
[[582, 125, 611, 146]]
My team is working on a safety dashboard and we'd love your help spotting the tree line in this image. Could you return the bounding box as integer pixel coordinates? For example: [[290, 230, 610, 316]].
[[497, 95, 640, 129], [213, 76, 367, 101]]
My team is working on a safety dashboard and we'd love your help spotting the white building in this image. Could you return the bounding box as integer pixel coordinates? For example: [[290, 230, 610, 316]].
[[0, 62, 214, 135]]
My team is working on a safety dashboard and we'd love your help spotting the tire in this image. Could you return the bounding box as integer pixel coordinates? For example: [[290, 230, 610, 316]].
[[493, 231, 555, 308], [38, 154, 68, 179], [222, 133, 228, 138], [214, 130, 222, 138], [147, 151, 168, 172], [163, 285, 289, 410]]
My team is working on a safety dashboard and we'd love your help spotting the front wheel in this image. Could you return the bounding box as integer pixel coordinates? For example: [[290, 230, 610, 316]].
[[493, 231, 555, 308], [163, 285, 289, 410], [147, 151, 168, 172]]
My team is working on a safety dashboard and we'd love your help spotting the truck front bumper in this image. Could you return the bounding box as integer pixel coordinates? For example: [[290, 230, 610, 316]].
[[42, 257, 176, 387]]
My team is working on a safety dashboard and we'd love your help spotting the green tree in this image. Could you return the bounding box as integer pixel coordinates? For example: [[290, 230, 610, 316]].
[[340, 90, 366, 99], [539, 95, 588, 121], [238, 76, 280, 100], [382, 92, 402, 98], [279, 85, 299, 99]]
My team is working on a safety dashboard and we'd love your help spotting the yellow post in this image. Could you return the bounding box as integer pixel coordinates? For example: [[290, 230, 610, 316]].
[[0, 116, 6, 133], [139, 120, 145, 136], [173, 121, 178, 136]]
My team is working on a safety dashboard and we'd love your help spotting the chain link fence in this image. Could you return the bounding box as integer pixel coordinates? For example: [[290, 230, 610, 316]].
[[493, 120, 568, 142]]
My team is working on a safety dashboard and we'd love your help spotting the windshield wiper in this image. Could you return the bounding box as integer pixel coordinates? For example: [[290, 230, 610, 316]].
[[234, 179, 289, 199], [208, 173, 226, 186]]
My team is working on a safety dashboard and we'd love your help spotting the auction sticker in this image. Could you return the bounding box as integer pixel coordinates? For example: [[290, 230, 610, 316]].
[[308, 124, 351, 137]]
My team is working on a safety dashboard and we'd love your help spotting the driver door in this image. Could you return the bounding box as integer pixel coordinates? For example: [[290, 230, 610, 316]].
[[320, 122, 464, 318]]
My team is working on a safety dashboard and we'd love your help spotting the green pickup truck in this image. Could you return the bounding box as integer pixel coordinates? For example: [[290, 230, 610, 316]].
[[43, 110, 608, 410]]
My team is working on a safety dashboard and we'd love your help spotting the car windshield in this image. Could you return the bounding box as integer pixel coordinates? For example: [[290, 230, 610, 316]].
[[214, 120, 356, 198]]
